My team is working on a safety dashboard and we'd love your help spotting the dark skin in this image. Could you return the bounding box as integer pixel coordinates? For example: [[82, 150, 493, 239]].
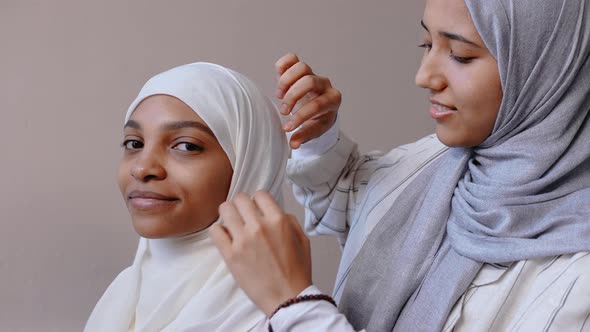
[[120, 94, 233, 239]]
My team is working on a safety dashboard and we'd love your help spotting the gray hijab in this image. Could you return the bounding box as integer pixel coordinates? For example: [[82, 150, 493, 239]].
[[339, 0, 590, 330]]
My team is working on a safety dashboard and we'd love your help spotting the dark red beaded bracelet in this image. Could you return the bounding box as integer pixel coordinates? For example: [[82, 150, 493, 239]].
[[268, 294, 337, 332]]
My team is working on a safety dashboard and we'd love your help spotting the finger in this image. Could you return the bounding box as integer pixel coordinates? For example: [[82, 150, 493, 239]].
[[279, 74, 325, 116], [285, 214, 309, 247], [275, 52, 300, 77], [232, 192, 264, 226], [289, 113, 337, 149], [276, 62, 315, 101], [283, 88, 339, 132], [275, 53, 300, 99], [209, 223, 233, 257], [252, 191, 284, 220], [218, 201, 246, 238]]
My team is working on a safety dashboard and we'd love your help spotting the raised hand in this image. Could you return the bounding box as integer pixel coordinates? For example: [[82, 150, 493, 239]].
[[209, 191, 313, 316], [276, 53, 342, 149]]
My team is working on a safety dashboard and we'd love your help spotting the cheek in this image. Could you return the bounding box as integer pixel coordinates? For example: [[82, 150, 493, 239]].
[[455, 68, 502, 130], [472, 73, 502, 133], [212, 161, 233, 199], [118, 159, 131, 195], [177, 157, 233, 210], [452, 70, 479, 107]]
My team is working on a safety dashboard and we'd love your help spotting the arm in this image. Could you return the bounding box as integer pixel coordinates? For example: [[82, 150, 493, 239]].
[[210, 192, 363, 332], [277, 53, 385, 244], [209, 53, 367, 330], [269, 286, 363, 332], [288, 129, 385, 244]]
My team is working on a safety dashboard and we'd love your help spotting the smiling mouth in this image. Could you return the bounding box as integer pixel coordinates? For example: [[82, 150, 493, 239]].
[[127, 191, 180, 211], [128, 190, 178, 200], [429, 101, 457, 120], [433, 103, 456, 112]]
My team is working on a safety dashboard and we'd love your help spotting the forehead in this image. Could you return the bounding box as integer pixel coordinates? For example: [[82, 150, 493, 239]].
[[129, 94, 205, 125], [423, 0, 477, 33]]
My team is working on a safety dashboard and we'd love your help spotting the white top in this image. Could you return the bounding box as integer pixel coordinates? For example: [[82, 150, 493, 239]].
[[271, 124, 590, 331]]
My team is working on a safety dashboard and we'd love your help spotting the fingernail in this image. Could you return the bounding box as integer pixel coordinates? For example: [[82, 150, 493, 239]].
[[275, 88, 284, 99], [280, 104, 289, 114], [283, 119, 294, 131]]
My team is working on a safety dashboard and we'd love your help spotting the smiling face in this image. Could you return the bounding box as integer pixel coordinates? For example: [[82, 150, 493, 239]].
[[415, 0, 503, 147], [118, 94, 233, 239]]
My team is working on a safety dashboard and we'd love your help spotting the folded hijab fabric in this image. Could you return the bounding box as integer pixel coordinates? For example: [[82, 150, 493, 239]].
[[339, 0, 590, 330], [85, 63, 289, 332]]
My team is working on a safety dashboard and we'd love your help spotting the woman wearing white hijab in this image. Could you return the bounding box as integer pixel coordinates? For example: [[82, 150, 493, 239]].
[[210, 0, 590, 330], [85, 62, 289, 331]]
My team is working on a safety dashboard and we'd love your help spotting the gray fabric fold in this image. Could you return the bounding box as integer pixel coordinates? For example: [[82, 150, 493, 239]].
[[339, 0, 590, 330]]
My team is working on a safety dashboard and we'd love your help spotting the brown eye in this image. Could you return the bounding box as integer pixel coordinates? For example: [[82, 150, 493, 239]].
[[122, 140, 143, 150], [172, 142, 203, 152]]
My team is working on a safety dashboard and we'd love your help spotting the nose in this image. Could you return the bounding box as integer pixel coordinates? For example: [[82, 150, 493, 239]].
[[130, 148, 166, 182], [415, 51, 447, 92]]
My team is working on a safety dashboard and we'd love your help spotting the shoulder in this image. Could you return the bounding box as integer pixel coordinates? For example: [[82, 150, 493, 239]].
[[398, 133, 446, 153], [376, 133, 447, 172]]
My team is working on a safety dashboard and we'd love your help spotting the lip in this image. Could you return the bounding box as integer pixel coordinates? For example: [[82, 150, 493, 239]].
[[429, 98, 457, 120], [127, 190, 179, 211]]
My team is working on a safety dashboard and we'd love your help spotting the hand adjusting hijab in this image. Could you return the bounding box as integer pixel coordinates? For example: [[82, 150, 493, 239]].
[[340, 0, 590, 330], [85, 63, 289, 332]]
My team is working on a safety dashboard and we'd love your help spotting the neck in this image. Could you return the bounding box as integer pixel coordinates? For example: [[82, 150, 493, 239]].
[[146, 227, 212, 266]]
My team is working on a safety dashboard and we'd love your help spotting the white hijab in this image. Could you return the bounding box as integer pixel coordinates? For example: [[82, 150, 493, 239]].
[[85, 63, 289, 332]]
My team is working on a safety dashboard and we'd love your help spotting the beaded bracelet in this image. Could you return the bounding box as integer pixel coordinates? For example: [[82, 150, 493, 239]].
[[268, 294, 337, 332]]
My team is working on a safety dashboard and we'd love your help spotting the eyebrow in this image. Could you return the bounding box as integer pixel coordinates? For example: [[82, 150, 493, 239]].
[[124, 120, 216, 138], [420, 20, 481, 48]]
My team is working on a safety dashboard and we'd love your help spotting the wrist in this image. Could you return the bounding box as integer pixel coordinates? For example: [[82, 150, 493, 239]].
[[266, 293, 337, 332], [261, 282, 312, 316]]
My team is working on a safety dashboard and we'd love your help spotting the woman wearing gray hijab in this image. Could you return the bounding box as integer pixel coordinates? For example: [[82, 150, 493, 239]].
[[210, 0, 590, 330]]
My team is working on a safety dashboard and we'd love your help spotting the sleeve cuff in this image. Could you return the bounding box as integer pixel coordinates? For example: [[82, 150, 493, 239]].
[[269, 285, 332, 331], [291, 116, 340, 160], [287, 131, 356, 187]]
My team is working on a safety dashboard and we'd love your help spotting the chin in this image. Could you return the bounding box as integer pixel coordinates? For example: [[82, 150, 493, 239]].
[[131, 216, 177, 239], [131, 215, 212, 239], [134, 227, 171, 239], [436, 128, 462, 147], [435, 127, 481, 148]]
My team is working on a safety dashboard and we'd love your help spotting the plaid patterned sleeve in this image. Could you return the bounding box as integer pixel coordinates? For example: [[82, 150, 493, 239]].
[[286, 132, 388, 244]]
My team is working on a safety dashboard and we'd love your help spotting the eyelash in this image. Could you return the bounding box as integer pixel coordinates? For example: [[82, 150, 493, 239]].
[[418, 43, 475, 64], [450, 54, 474, 64], [121, 140, 204, 153], [173, 142, 204, 152], [418, 43, 432, 50], [122, 139, 143, 150]]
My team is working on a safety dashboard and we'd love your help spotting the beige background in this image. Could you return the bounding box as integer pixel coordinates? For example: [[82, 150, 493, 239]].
[[0, 1, 432, 331]]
